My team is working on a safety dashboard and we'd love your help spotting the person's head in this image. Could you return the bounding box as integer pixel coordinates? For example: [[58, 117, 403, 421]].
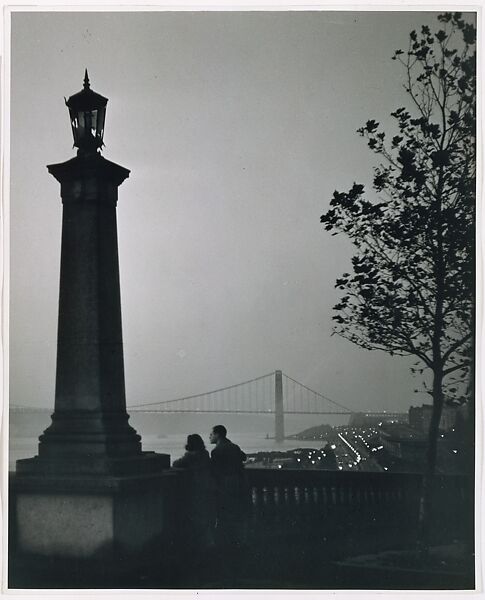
[[209, 425, 227, 444], [185, 434, 206, 452]]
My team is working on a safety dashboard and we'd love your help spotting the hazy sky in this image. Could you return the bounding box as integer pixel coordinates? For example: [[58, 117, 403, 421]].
[[10, 10, 455, 425]]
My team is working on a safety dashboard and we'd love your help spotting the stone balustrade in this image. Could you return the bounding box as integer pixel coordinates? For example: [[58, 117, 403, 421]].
[[9, 468, 473, 565], [244, 469, 471, 553]]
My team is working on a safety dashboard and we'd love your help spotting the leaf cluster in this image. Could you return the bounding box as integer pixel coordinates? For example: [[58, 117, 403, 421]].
[[321, 13, 475, 396]]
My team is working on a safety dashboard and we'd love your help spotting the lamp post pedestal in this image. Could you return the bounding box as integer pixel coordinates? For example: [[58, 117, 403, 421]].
[[13, 77, 171, 562], [17, 153, 169, 477]]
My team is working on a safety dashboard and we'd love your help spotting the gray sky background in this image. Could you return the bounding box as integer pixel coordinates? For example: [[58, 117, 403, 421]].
[[10, 10, 455, 426]]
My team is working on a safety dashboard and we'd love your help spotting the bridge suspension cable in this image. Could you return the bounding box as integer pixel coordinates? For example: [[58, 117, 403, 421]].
[[127, 370, 353, 415], [128, 371, 275, 409], [281, 373, 352, 413]]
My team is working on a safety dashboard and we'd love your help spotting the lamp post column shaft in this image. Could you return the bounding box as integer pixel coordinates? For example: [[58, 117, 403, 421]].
[[34, 156, 142, 460], [55, 202, 125, 413]]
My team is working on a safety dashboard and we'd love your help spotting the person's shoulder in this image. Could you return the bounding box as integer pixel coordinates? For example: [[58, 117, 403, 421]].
[[211, 440, 230, 457], [227, 439, 243, 451], [172, 452, 190, 468], [228, 440, 246, 460], [200, 449, 211, 461]]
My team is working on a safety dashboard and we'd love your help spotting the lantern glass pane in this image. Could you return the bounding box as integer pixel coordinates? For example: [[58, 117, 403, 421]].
[[89, 110, 97, 137], [97, 107, 106, 141], [70, 116, 78, 144], [77, 111, 86, 139]]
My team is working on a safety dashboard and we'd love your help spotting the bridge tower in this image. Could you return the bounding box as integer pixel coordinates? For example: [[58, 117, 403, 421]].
[[275, 370, 285, 443]]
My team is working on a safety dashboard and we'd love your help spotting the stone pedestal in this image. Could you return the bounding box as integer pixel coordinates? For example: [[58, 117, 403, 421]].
[[14, 150, 170, 561], [13, 471, 176, 560]]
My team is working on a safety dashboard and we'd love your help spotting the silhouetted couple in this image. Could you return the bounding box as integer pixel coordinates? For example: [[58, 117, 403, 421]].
[[172, 425, 247, 551]]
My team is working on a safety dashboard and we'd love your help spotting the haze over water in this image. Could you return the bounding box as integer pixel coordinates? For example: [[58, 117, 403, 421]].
[[9, 411, 341, 470]]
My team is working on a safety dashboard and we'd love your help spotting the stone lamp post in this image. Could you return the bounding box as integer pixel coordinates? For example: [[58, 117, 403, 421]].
[[14, 72, 170, 562]]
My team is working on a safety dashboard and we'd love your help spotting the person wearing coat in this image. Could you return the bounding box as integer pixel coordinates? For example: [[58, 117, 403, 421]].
[[172, 434, 215, 549], [209, 425, 247, 547]]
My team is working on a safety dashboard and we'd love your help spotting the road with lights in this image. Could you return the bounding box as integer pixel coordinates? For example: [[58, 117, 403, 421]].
[[336, 430, 383, 472]]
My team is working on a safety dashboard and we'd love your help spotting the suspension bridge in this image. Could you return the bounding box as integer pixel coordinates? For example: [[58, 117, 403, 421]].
[[126, 371, 399, 442], [11, 371, 403, 442]]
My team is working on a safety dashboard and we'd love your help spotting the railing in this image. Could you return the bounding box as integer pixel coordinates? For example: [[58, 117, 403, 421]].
[[245, 469, 471, 550], [165, 467, 472, 562], [9, 468, 473, 564]]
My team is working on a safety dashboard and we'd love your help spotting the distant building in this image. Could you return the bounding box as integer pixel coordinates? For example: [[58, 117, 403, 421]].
[[272, 457, 296, 469], [348, 412, 407, 428], [408, 403, 459, 433], [378, 421, 466, 474], [379, 423, 427, 465]]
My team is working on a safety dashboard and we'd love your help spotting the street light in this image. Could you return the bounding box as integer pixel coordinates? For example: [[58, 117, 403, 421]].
[[65, 69, 108, 154]]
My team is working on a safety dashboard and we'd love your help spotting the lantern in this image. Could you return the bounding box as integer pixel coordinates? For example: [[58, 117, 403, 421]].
[[65, 70, 108, 153]]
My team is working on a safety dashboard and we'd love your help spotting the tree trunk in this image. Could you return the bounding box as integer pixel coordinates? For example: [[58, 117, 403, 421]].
[[417, 366, 444, 557], [464, 337, 475, 558], [417, 162, 446, 557]]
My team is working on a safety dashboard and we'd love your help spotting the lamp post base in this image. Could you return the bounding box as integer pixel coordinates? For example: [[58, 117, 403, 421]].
[[12, 466, 176, 560], [17, 449, 169, 477]]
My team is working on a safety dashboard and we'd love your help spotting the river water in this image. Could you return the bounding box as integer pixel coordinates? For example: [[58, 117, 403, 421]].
[[9, 408, 342, 470], [9, 433, 328, 471]]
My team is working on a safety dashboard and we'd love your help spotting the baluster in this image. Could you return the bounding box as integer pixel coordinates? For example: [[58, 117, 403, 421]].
[[287, 484, 297, 533], [273, 485, 281, 526], [306, 484, 314, 529], [313, 485, 325, 532], [260, 485, 272, 534], [320, 485, 330, 530], [268, 485, 277, 529], [250, 485, 262, 537], [283, 485, 290, 518], [311, 486, 319, 515], [251, 485, 258, 507], [294, 484, 303, 531]]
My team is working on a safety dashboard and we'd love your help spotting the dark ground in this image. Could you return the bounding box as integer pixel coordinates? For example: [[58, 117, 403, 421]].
[[9, 539, 475, 590]]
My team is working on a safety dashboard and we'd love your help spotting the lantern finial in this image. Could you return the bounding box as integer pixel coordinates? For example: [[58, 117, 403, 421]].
[[66, 73, 108, 154]]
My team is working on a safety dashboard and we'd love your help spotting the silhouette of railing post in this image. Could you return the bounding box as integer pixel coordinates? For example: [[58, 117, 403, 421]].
[[275, 370, 285, 442]]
